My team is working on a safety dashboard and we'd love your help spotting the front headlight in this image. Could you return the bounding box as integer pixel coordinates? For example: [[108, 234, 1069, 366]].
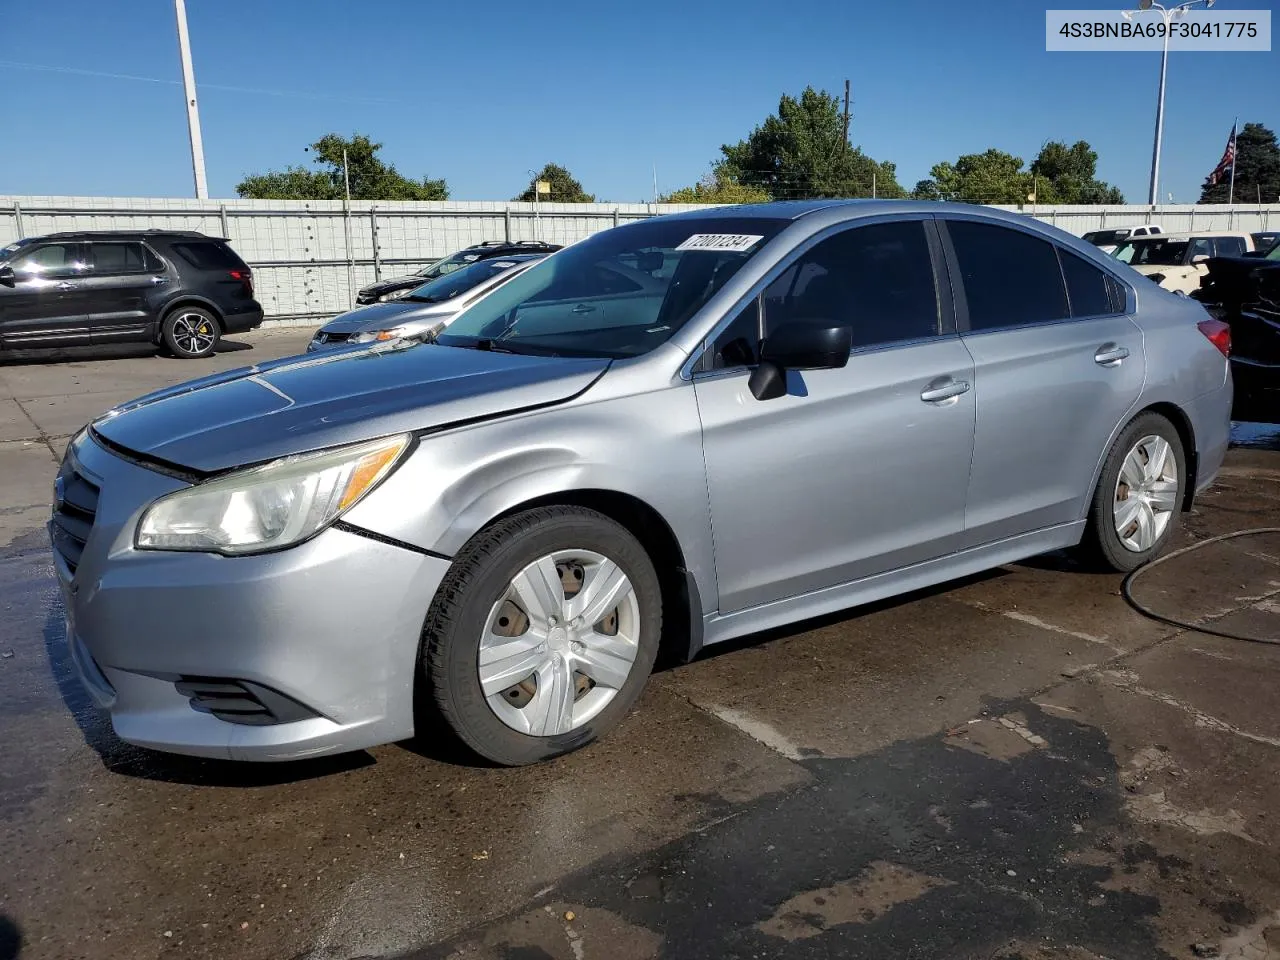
[[136, 434, 410, 555], [349, 325, 413, 344]]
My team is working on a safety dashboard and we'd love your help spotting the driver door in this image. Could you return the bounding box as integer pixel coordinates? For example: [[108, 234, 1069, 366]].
[[692, 218, 976, 614], [0, 242, 92, 347]]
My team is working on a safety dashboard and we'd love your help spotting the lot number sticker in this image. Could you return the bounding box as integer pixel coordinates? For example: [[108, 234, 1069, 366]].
[[675, 234, 765, 253]]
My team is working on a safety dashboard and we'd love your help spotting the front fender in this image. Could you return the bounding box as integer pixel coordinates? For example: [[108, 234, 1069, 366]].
[[341, 386, 719, 614]]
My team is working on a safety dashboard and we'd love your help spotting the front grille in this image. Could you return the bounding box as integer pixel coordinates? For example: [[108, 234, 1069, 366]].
[[51, 457, 100, 575], [314, 331, 351, 345], [175, 676, 321, 726]]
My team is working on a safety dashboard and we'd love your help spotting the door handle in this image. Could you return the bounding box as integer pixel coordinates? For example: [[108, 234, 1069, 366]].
[[920, 377, 971, 404], [151, 275, 170, 285], [1094, 343, 1130, 366], [570, 303, 597, 314], [56, 281, 78, 291]]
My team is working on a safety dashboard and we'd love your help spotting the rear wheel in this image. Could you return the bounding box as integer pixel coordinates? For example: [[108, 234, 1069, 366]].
[[1079, 412, 1186, 572], [422, 506, 662, 766], [161, 307, 221, 359]]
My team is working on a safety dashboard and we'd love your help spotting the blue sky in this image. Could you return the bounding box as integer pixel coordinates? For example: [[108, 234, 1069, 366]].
[[0, 0, 1275, 203]]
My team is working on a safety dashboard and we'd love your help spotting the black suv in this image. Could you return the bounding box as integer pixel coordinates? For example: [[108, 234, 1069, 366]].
[[0, 230, 264, 359], [356, 240, 562, 304]]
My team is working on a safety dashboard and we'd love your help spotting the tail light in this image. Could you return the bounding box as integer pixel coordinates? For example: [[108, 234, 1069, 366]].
[[229, 269, 253, 296], [1197, 317, 1231, 357]]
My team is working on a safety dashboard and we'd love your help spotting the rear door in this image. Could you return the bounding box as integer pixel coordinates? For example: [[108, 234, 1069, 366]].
[[83, 241, 166, 343], [940, 217, 1145, 545], [0, 242, 91, 346]]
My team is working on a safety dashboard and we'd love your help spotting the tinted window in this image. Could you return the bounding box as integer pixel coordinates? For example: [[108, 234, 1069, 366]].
[[89, 242, 146, 274], [171, 241, 243, 271], [946, 221, 1068, 330], [9, 244, 85, 279], [1106, 276, 1128, 313], [404, 258, 526, 303], [1058, 249, 1113, 318], [1188, 238, 1213, 260], [762, 220, 940, 349], [1214, 236, 1247, 257]]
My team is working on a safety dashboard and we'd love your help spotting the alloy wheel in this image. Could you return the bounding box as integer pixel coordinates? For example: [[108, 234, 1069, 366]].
[[172, 313, 216, 354]]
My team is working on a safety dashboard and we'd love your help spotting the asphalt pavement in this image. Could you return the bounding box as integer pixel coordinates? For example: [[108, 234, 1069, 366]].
[[2, 332, 1279, 960]]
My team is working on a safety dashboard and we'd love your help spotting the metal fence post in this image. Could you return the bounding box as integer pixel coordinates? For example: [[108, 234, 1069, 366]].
[[504, 207, 512, 242], [370, 206, 381, 280], [613, 207, 620, 228], [12, 200, 24, 239], [219, 203, 229, 239]]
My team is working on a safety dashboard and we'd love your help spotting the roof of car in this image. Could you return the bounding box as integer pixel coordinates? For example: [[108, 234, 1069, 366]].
[[29, 229, 223, 242], [1123, 230, 1253, 240]]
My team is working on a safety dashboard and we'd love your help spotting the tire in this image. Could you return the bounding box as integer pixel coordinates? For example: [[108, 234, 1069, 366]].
[[1078, 412, 1187, 572], [161, 306, 221, 359], [422, 506, 663, 766]]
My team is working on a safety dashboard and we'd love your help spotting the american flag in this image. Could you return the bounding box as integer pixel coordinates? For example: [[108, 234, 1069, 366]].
[[1207, 123, 1237, 187]]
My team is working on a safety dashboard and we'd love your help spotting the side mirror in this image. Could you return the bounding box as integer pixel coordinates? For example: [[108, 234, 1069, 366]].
[[748, 321, 853, 401], [0, 265, 14, 288], [1191, 255, 1209, 264]]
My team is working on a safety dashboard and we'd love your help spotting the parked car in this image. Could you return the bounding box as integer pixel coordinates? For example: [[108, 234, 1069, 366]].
[[0, 230, 262, 358], [1082, 223, 1161, 254], [1250, 232, 1279, 254], [1111, 230, 1256, 295], [1196, 239, 1280, 422], [309, 254, 550, 352], [52, 201, 1231, 766], [355, 240, 562, 304]]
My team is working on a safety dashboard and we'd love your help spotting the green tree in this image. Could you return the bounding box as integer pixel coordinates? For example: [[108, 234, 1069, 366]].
[[237, 133, 448, 201], [912, 149, 1032, 204], [513, 163, 595, 202], [1030, 141, 1124, 204], [718, 86, 904, 199], [660, 168, 770, 204], [1199, 122, 1280, 204]]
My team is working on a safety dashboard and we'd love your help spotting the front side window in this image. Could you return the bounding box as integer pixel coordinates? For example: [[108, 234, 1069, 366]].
[[9, 243, 86, 279], [946, 221, 1068, 331], [436, 217, 787, 359], [1188, 238, 1213, 261], [761, 220, 940, 348]]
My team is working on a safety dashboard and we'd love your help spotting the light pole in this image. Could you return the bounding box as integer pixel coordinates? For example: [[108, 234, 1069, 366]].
[[173, 0, 208, 199], [1124, 0, 1215, 207]]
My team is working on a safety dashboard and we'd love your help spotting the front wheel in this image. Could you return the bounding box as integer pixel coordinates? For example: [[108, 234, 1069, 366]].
[[1079, 412, 1186, 572], [161, 307, 221, 359], [422, 506, 662, 766]]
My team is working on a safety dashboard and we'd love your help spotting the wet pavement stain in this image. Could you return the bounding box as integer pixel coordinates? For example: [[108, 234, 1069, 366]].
[[414, 699, 1192, 960]]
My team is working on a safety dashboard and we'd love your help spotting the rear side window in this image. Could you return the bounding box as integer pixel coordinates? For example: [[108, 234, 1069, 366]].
[[1214, 236, 1247, 257], [171, 241, 244, 271], [1058, 249, 1113, 318], [88, 242, 157, 275], [946, 221, 1069, 331]]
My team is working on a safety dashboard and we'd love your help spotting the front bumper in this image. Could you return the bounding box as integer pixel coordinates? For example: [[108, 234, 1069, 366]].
[[51, 432, 451, 761]]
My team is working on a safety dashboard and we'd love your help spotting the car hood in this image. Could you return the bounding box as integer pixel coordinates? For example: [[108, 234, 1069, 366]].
[[361, 274, 422, 293], [91, 342, 609, 473], [320, 299, 458, 335]]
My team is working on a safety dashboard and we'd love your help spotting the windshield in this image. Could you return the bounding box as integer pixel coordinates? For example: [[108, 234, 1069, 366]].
[[413, 251, 484, 281], [0, 238, 35, 263], [436, 217, 786, 359], [1113, 238, 1189, 266], [403, 258, 529, 303]]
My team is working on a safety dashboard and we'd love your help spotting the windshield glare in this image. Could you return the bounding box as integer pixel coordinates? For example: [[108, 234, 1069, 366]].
[[1113, 238, 1188, 266], [415, 251, 482, 280], [405, 258, 524, 303], [436, 217, 785, 359]]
